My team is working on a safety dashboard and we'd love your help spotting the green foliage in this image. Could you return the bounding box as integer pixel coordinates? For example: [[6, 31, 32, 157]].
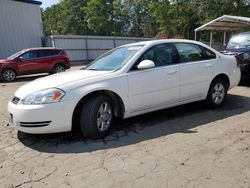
[[42, 0, 250, 38]]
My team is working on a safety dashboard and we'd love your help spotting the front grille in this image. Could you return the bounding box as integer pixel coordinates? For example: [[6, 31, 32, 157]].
[[19, 121, 51, 127], [12, 97, 20, 105]]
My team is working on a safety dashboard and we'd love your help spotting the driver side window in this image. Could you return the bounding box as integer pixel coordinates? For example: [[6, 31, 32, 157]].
[[131, 43, 177, 70], [20, 51, 38, 60]]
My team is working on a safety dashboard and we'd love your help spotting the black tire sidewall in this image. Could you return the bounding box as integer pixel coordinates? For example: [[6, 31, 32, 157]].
[[80, 95, 113, 139], [206, 78, 227, 108]]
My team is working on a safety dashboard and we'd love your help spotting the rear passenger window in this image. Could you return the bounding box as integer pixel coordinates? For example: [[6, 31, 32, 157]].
[[175, 43, 216, 62], [200, 46, 216, 60], [38, 50, 61, 58]]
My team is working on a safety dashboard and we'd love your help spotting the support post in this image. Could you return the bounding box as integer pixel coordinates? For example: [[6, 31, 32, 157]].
[[210, 31, 213, 47], [194, 31, 197, 41], [223, 31, 226, 46], [85, 38, 89, 63]]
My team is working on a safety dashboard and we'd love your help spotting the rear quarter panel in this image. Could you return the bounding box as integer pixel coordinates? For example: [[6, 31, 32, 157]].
[[213, 54, 241, 89], [53, 56, 70, 69]]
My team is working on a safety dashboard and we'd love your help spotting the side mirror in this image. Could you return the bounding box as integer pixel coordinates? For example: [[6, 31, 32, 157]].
[[18, 56, 23, 61], [137, 60, 155, 70]]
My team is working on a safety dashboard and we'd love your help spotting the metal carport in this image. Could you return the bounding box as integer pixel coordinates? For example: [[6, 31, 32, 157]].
[[194, 15, 250, 47]]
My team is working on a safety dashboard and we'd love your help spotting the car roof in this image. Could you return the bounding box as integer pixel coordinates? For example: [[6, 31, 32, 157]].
[[122, 39, 209, 47], [24, 47, 63, 51]]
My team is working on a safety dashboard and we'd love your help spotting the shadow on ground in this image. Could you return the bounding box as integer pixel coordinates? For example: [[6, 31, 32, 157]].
[[18, 91, 250, 154]]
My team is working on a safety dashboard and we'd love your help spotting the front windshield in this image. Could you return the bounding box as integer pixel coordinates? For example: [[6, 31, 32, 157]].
[[86, 45, 144, 71], [7, 50, 26, 60], [227, 33, 250, 49]]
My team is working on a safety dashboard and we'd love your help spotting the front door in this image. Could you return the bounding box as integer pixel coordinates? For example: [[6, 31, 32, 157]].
[[128, 43, 180, 113], [18, 50, 39, 74]]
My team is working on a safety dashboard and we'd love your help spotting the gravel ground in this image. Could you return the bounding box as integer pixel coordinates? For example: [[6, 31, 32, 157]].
[[0, 67, 250, 188]]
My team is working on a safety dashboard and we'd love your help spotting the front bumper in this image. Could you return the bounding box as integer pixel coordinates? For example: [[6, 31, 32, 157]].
[[8, 99, 76, 134]]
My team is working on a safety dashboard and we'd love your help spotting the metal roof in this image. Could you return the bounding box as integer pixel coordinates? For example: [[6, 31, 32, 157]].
[[195, 15, 250, 32], [14, 0, 42, 6]]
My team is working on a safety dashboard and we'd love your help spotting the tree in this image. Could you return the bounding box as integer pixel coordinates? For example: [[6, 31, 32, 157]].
[[42, 0, 250, 38]]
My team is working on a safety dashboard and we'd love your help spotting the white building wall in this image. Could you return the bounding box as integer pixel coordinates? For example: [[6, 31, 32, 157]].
[[0, 0, 43, 58]]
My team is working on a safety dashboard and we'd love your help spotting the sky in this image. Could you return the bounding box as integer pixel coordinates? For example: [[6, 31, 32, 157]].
[[40, 0, 60, 9]]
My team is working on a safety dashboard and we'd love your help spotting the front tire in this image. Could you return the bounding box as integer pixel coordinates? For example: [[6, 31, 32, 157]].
[[1, 69, 16, 82], [206, 78, 228, 108], [80, 95, 113, 139]]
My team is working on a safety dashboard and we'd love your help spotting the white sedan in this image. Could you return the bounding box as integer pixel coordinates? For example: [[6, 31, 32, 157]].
[[8, 39, 241, 138]]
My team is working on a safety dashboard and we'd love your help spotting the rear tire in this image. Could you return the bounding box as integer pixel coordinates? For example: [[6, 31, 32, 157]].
[[53, 64, 65, 73], [206, 78, 228, 108], [80, 95, 113, 139], [1, 69, 16, 82]]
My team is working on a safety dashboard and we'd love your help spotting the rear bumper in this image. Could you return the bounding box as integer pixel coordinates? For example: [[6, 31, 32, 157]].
[[65, 63, 71, 69], [229, 68, 241, 90]]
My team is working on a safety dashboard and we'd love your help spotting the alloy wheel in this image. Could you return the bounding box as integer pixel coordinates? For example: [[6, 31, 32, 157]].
[[96, 102, 112, 132], [2, 69, 16, 81], [55, 65, 65, 73], [212, 83, 225, 104]]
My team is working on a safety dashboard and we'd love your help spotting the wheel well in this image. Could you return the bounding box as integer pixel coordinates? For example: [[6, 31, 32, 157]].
[[212, 74, 230, 90], [1, 68, 17, 76], [71, 90, 125, 131], [54, 63, 65, 69]]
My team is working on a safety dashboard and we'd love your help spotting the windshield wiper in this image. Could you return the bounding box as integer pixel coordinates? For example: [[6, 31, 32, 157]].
[[86, 68, 99, 71]]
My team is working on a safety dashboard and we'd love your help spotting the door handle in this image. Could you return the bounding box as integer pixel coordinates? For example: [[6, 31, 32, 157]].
[[167, 69, 177, 75], [205, 64, 213, 68]]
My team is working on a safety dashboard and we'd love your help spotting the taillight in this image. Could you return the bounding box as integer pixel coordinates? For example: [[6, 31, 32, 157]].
[[236, 58, 240, 68]]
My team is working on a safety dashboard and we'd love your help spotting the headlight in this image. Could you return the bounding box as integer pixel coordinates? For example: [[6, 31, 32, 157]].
[[20, 88, 66, 105]]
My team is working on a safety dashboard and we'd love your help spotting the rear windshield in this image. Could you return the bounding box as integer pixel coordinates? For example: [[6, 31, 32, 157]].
[[227, 33, 250, 49]]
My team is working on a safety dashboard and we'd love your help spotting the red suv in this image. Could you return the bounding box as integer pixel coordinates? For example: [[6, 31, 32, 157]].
[[0, 48, 70, 82]]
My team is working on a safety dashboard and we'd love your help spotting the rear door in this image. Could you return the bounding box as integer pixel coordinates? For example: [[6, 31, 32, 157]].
[[175, 43, 216, 102], [35, 50, 61, 71], [18, 50, 39, 74]]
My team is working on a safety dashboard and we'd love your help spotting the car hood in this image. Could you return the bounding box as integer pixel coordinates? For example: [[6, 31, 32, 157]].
[[0, 59, 8, 64], [15, 70, 111, 98]]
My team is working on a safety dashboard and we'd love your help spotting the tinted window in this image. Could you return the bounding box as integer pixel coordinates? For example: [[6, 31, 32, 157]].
[[38, 50, 61, 58], [200, 46, 216, 60], [132, 43, 177, 70], [20, 50, 38, 60], [175, 43, 216, 62]]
